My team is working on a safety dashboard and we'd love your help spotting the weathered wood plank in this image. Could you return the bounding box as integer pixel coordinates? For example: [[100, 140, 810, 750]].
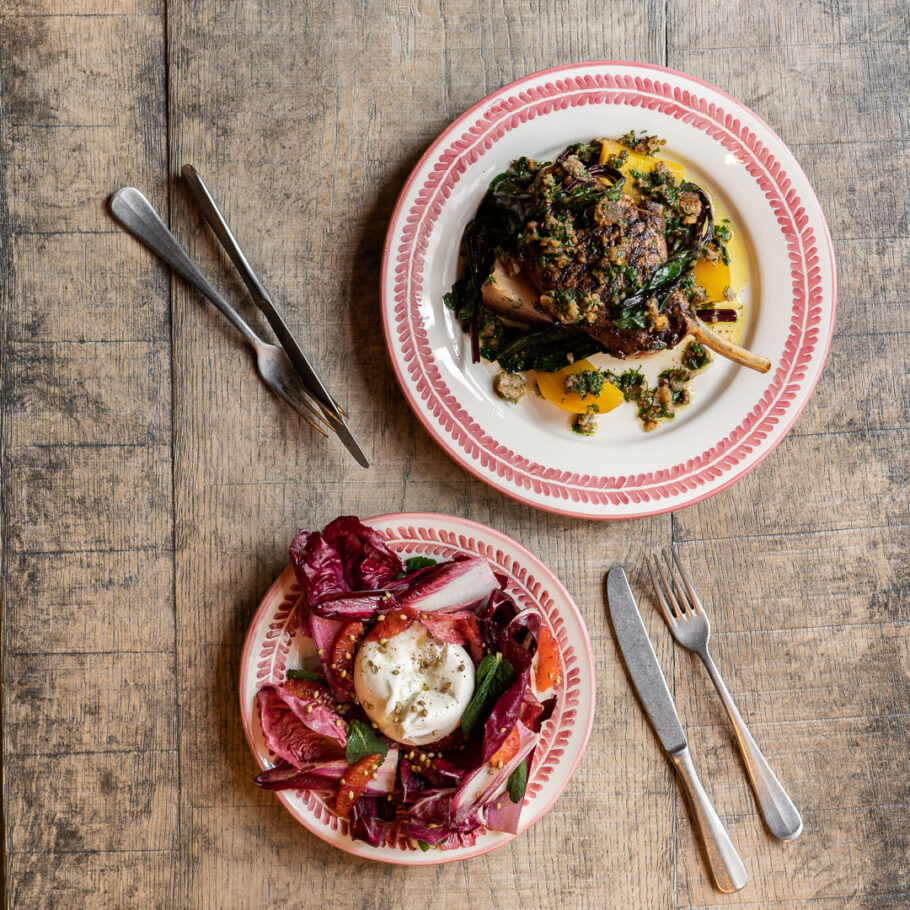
[[0, 1, 176, 906], [5, 750, 178, 855], [4, 652, 176, 755], [3, 549, 174, 654], [4, 444, 171, 553], [673, 429, 910, 541], [8, 852, 174, 910]]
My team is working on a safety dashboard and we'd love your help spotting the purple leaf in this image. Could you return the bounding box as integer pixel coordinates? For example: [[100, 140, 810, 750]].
[[399, 557, 500, 614], [257, 687, 345, 768]]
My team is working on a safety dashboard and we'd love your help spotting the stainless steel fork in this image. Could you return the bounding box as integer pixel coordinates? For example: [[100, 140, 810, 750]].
[[648, 547, 803, 841], [110, 187, 331, 437]]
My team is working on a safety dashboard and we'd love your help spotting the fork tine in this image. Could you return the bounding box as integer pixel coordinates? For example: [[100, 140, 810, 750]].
[[270, 383, 330, 437], [647, 557, 678, 628], [654, 553, 684, 617], [662, 548, 692, 615], [276, 381, 335, 429], [670, 545, 705, 614]]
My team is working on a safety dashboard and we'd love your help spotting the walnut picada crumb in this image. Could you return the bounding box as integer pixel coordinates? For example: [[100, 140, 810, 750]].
[[493, 371, 526, 404], [645, 296, 668, 332], [572, 411, 599, 436]]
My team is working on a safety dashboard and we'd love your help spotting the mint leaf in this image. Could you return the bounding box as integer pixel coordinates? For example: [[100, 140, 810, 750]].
[[507, 757, 528, 803], [345, 719, 388, 765], [460, 653, 516, 736], [286, 668, 327, 684], [404, 556, 437, 574], [417, 840, 430, 852]]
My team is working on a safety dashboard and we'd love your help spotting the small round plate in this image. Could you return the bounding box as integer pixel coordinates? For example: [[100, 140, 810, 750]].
[[239, 512, 596, 864], [381, 61, 836, 519]]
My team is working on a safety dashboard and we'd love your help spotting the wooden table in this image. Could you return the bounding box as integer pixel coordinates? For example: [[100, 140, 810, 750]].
[[1, 1, 907, 907]]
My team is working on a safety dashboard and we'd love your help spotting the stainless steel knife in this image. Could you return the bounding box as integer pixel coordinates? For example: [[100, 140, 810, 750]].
[[607, 565, 748, 893], [180, 164, 370, 469]]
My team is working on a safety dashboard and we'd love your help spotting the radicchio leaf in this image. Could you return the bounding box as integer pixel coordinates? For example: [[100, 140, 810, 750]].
[[399, 557, 500, 614], [418, 611, 483, 663], [349, 797, 397, 847], [321, 516, 403, 589], [255, 752, 399, 796], [450, 722, 538, 826], [257, 687, 345, 768], [481, 669, 530, 761]]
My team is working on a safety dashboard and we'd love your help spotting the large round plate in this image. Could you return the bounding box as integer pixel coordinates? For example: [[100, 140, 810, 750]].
[[239, 512, 596, 864], [381, 61, 836, 519]]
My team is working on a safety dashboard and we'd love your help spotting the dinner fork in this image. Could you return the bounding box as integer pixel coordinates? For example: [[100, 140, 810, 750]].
[[648, 547, 803, 841], [109, 186, 331, 437]]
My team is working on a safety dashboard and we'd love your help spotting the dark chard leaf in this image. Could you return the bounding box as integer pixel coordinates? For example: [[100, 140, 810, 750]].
[[613, 308, 648, 331], [286, 668, 327, 685], [497, 326, 604, 373], [442, 278, 478, 326], [346, 719, 389, 765], [507, 757, 528, 803], [404, 556, 437, 574], [461, 653, 516, 737]]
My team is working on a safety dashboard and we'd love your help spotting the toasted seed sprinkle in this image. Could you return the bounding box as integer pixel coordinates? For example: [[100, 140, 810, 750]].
[[391, 669, 399, 675], [347, 790, 355, 800], [421, 708, 429, 717], [371, 773, 378, 780], [316, 648, 324, 655], [377, 614, 386, 622], [498, 727, 506, 734], [386, 794, 393, 801], [335, 719, 343, 727], [399, 613, 407, 621], [349, 634, 357, 642], [330, 663, 337, 670], [306, 706, 313, 714], [497, 760, 504, 769], [372, 722, 379, 729], [548, 672, 554, 680], [427, 823, 438, 829], [496, 801, 502, 810], [379, 638, 388, 645], [475, 790, 483, 799], [457, 664, 465, 672]]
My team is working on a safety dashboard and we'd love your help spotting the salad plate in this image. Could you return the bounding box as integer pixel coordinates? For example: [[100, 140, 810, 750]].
[[381, 61, 836, 519], [239, 512, 596, 864]]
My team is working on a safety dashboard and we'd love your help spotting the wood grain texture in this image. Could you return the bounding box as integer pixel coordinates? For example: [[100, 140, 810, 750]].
[[1, 0, 908, 907]]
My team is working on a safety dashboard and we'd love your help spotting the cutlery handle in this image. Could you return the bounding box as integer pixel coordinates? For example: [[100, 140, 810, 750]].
[[701, 650, 803, 840], [179, 164, 340, 419], [670, 746, 748, 893], [109, 186, 262, 350]]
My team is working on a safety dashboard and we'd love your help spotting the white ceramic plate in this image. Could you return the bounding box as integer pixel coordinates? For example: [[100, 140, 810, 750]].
[[239, 513, 596, 864], [381, 62, 836, 519]]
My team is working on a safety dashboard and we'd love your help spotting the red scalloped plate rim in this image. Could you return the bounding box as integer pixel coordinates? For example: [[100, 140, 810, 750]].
[[238, 512, 597, 864], [380, 60, 837, 520]]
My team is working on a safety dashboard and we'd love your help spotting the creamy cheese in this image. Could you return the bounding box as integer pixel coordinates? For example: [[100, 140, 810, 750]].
[[353, 623, 475, 746]]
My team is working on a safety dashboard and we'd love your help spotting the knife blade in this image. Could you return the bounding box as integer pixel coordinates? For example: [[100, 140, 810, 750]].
[[180, 164, 370, 468], [607, 564, 687, 754], [606, 565, 747, 893]]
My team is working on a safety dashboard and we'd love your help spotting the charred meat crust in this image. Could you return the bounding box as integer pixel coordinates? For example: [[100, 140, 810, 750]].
[[516, 159, 686, 357]]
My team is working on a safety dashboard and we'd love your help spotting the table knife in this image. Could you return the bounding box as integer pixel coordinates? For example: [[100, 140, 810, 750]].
[[180, 164, 369, 469], [607, 565, 748, 893]]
